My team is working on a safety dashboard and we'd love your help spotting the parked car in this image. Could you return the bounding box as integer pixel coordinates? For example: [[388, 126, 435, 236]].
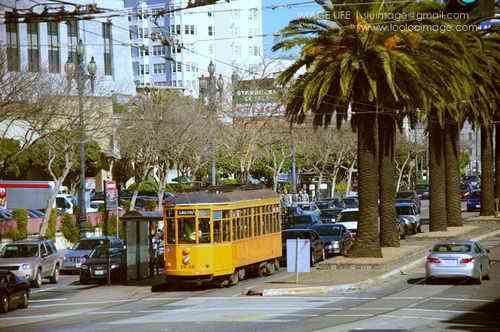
[[79, 246, 126, 284], [0, 271, 30, 313], [395, 203, 421, 234], [285, 212, 322, 229], [281, 229, 325, 266], [62, 237, 125, 273], [466, 191, 481, 212], [0, 240, 61, 288], [336, 208, 359, 235], [316, 199, 343, 210], [319, 208, 341, 223], [459, 183, 472, 201], [398, 216, 411, 239], [415, 184, 430, 200], [425, 240, 491, 284], [310, 224, 352, 256], [396, 191, 421, 213], [342, 197, 359, 209]]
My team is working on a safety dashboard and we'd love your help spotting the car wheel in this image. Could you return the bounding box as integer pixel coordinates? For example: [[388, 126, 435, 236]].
[[474, 268, 483, 285], [32, 269, 43, 288], [0, 294, 8, 313], [321, 249, 326, 262], [49, 265, 59, 284], [19, 291, 29, 309]]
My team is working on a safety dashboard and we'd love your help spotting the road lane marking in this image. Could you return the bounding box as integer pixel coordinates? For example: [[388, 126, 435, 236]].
[[31, 287, 58, 293], [384, 297, 425, 300], [429, 297, 497, 303], [326, 314, 374, 317], [30, 299, 133, 308], [382, 314, 441, 321], [349, 307, 397, 311], [88, 311, 132, 315], [29, 298, 67, 303], [402, 308, 480, 314]]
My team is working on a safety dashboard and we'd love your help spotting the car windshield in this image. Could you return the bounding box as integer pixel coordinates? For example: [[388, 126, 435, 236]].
[[343, 198, 358, 208], [396, 206, 414, 215], [338, 211, 359, 222], [397, 192, 415, 199], [1, 244, 39, 258], [314, 226, 342, 236], [432, 244, 471, 253], [72, 239, 104, 250], [90, 246, 120, 258], [284, 231, 311, 239]]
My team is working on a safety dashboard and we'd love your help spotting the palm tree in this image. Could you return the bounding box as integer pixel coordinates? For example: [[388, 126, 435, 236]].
[[274, 5, 425, 256]]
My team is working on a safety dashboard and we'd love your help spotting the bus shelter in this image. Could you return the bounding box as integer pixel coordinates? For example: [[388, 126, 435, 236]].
[[121, 210, 163, 281]]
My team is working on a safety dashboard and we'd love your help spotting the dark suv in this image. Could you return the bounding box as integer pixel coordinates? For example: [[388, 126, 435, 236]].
[[79, 246, 126, 284]]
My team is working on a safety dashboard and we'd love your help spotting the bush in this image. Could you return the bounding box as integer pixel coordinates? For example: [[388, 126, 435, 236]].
[[119, 218, 126, 240], [335, 182, 348, 194], [46, 209, 57, 241], [127, 181, 158, 195], [144, 200, 157, 211], [5, 228, 19, 241], [61, 213, 79, 244], [12, 209, 28, 240], [221, 178, 240, 186], [164, 183, 192, 193], [100, 214, 117, 237]]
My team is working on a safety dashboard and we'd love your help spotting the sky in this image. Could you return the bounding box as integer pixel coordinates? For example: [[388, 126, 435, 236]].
[[262, 0, 322, 58]]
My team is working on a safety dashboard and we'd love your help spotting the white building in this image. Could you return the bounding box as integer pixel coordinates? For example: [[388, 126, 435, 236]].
[[125, 0, 264, 96], [0, 0, 135, 96]]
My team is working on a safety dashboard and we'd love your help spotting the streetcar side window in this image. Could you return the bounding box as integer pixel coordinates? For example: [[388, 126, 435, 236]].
[[214, 220, 221, 243], [255, 207, 262, 236], [166, 218, 175, 244], [178, 217, 196, 244], [223, 219, 231, 242], [198, 218, 211, 243]]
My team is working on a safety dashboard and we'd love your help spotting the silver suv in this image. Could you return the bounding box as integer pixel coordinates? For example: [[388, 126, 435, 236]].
[[0, 240, 62, 287]]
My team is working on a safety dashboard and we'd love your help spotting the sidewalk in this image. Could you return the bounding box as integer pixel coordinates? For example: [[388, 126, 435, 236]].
[[246, 218, 500, 296]]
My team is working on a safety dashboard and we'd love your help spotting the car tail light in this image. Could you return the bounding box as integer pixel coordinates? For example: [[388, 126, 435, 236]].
[[427, 256, 441, 264], [460, 257, 474, 264]]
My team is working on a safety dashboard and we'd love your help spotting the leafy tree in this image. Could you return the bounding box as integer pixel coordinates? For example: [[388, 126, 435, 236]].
[[12, 209, 28, 240], [46, 209, 57, 241], [61, 213, 79, 244]]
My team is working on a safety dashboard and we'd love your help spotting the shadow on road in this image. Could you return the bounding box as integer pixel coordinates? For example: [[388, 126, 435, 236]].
[[445, 296, 500, 331]]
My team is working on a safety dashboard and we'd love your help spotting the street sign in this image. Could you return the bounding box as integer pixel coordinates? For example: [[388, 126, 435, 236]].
[[286, 239, 311, 273], [105, 180, 118, 210]]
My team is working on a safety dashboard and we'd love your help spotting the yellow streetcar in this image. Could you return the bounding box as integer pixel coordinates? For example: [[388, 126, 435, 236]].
[[163, 189, 282, 285]]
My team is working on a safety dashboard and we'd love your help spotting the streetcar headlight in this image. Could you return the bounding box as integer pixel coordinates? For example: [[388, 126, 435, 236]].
[[182, 248, 190, 255], [182, 255, 191, 265]]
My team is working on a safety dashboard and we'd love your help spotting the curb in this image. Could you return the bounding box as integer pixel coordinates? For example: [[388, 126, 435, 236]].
[[259, 229, 500, 297]]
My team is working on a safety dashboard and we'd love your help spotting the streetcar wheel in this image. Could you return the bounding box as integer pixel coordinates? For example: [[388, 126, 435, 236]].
[[266, 262, 275, 275], [238, 268, 246, 281], [229, 272, 239, 286]]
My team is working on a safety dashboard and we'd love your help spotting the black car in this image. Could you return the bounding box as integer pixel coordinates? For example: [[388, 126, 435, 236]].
[[0, 271, 30, 313], [285, 213, 322, 229], [310, 224, 353, 256], [342, 197, 359, 209], [79, 247, 126, 284], [281, 229, 325, 266], [319, 208, 341, 223], [316, 199, 343, 210]]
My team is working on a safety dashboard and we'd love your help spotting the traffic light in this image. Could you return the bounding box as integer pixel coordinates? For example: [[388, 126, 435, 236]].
[[445, 0, 495, 18]]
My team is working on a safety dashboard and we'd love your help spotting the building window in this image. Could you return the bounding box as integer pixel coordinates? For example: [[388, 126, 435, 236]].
[[176, 24, 181, 35], [208, 26, 214, 36], [209, 44, 214, 55], [153, 46, 165, 56], [248, 8, 258, 21], [170, 24, 175, 35], [178, 80, 183, 87], [132, 61, 139, 76], [190, 25, 195, 35], [140, 64, 149, 75], [184, 25, 189, 34], [102, 23, 113, 76], [186, 63, 190, 72], [177, 63, 182, 72], [6, 22, 20, 72], [67, 19, 79, 63], [27, 23, 40, 72], [140, 46, 149, 56], [208, 11, 213, 17], [47, 22, 60, 73]]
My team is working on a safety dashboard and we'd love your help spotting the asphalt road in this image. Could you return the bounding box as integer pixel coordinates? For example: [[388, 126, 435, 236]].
[[2, 233, 499, 331]]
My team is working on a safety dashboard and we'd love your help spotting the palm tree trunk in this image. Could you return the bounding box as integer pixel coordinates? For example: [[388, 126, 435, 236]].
[[495, 123, 500, 200], [444, 119, 462, 227], [429, 116, 447, 232], [379, 115, 399, 247], [481, 124, 495, 216], [350, 113, 382, 258]]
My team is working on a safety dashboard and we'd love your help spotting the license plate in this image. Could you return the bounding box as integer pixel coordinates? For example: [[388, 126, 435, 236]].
[[442, 259, 457, 266], [94, 270, 104, 275]]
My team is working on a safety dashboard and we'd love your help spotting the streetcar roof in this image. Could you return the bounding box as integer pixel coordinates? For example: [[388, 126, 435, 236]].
[[170, 189, 279, 205]]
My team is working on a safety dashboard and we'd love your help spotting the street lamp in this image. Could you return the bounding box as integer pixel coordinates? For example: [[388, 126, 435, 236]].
[[65, 38, 97, 239], [198, 61, 223, 186]]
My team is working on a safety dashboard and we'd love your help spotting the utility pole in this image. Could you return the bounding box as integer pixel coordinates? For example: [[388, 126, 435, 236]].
[[65, 39, 96, 238], [199, 61, 223, 186], [291, 142, 297, 193]]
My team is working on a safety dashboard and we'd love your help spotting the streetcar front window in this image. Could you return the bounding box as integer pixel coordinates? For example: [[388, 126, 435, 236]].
[[179, 217, 196, 244], [166, 219, 175, 244]]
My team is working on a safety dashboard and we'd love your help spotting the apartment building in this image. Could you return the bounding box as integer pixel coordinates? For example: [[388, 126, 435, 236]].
[[125, 0, 264, 96]]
